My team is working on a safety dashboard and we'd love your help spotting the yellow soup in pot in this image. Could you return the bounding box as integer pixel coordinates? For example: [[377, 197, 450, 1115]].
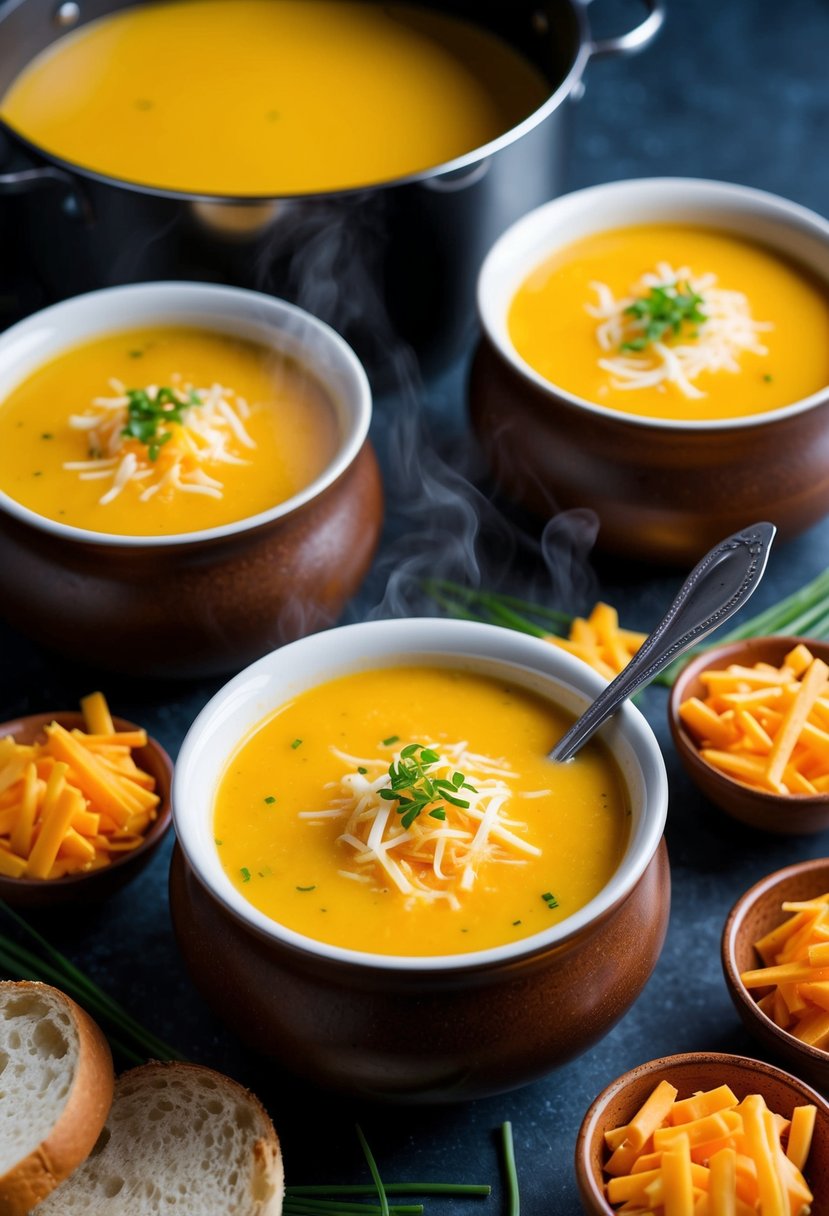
[[213, 665, 631, 957], [0, 0, 549, 197], [508, 225, 829, 421], [0, 327, 340, 536]]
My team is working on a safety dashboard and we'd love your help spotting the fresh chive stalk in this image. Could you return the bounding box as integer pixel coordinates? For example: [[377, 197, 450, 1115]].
[[0, 902, 184, 1062], [284, 1204, 422, 1215], [500, 1122, 520, 1216], [285, 1186, 491, 1197], [355, 1127, 390, 1216]]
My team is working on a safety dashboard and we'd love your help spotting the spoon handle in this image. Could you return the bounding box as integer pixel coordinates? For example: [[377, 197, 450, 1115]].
[[549, 521, 776, 763]]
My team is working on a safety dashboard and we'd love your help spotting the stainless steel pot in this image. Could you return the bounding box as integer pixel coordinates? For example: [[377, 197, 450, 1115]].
[[0, 0, 663, 375]]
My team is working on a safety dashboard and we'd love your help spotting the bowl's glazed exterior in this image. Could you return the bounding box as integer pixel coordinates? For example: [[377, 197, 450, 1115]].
[[722, 858, 829, 1091], [171, 617, 670, 1102], [170, 838, 669, 1103], [0, 283, 382, 677], [471, 178, 829, 565], [669, 636, 829, 834]]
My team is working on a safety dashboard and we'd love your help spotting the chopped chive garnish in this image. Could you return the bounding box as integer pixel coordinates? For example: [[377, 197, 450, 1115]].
[[296, 885, 316, 892], [512, 920, 522, 926], [120, 385, 202, 460], [501, 1122, 520, 1216], [214, 838, 223, 846], [264, 795, 276, 805], [40, 432, 53, 439], [357, 766, 368, 775], [382, 735, 400, 747], [541, 891, 559, 909], [620, 281, 706, 353], [763, 373, 773, 382], [240, 867, 251, 883], [291, 738, 303, 749]]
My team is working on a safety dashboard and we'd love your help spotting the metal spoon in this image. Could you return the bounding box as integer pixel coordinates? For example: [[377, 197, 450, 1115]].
[[549, 521, 777, 763]]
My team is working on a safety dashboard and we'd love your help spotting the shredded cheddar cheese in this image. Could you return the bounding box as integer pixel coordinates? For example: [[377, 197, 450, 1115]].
[[602, 1081, 816, 1215], [743, 890, 829, 1050], [547, 602, 646, 680], [586, 262, 773, 398], [0, 693, 159, 879], [64, 377, 256, 506], [679, 645, 829, 795], [299, 741, 542, 910]]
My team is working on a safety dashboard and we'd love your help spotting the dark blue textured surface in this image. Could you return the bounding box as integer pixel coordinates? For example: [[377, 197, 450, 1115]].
[[2, 1, 829, 1211]]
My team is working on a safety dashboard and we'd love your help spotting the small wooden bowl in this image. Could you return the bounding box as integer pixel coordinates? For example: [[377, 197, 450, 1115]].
[[575, 1051, 829, 1215], [0, 711, 172, 908], [723, 858, 829, 1091], [669, 636, 829, 834]]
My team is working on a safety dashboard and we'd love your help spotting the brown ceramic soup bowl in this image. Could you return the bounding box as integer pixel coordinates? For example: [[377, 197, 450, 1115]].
[[0, 282, 382, 677], [171, 618, 669, 1103], [470, 178, 829, 564]]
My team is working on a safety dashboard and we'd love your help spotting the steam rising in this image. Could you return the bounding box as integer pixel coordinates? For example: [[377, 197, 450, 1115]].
[[364, 373, 600, 622], [253, 204, 601, 626]]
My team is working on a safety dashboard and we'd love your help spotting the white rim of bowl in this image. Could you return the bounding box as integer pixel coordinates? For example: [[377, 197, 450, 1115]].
[[173, 618, 669, 974], [477, 175, 829, 432], [0, 281, 372, 547]]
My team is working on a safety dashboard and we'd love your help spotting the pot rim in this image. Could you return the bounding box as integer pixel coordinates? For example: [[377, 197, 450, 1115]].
[[477, 175, 829, 432], [172, 617, 669, 974], [0, 2, 591, 204], [0, 281, 372, 548]]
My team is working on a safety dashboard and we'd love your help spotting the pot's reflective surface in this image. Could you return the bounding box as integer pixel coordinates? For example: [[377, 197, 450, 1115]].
[[0, 0, 662, 376]]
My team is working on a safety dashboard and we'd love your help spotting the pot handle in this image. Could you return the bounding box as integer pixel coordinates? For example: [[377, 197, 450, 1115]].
[[0, 157, 93, 223], [584, 0, 665, 61]]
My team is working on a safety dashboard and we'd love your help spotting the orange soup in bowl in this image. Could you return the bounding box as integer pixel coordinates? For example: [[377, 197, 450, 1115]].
[[508, 225, 829, 421], [212, 664, 630, 956], [1, 0, 548, 197], [0, 327, 340, 536]]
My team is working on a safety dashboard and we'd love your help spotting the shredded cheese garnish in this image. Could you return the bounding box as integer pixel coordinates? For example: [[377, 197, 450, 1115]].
[[64, 377, 256, 505], [302, 742, 542, 909], [586, 262, 772, 398]]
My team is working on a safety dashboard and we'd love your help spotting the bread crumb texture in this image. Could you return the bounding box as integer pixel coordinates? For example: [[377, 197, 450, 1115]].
[[37, 1063, 283, 1214], [0, 987, 78, 1176]]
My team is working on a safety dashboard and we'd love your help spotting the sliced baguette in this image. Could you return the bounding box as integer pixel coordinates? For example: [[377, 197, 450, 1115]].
[[0, 980, 114, 1216], [37, 1061, 284, 1215]]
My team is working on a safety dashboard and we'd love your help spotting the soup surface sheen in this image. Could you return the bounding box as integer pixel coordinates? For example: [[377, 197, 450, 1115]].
[[0, 327, 340, 536], [508, 225, 829, 421], [1, 0, 548, 196], [213, 665, 630, 957]]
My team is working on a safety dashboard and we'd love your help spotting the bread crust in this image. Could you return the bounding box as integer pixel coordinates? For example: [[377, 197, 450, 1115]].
[[114, 1062, 285, 1215], [0, 981, 114, 1216]]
